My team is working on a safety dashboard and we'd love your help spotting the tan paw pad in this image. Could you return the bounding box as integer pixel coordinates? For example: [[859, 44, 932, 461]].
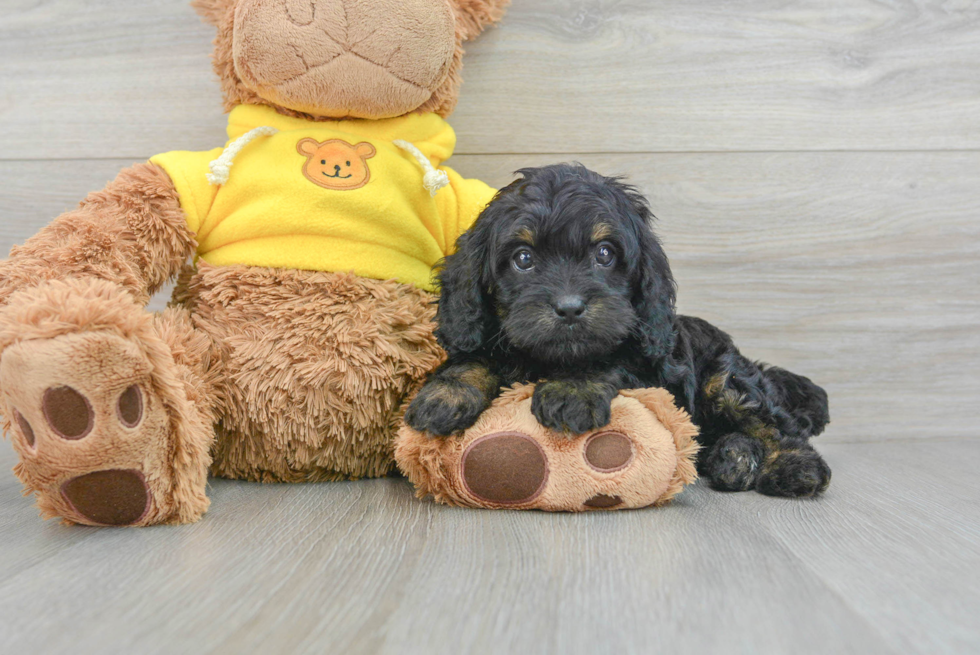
[[61, 469, 150, 526], [461, 432, 548, 505], [0, 332, 181, 526]]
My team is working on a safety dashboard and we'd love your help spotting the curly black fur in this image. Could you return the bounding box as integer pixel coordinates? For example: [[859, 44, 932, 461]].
[[404, 163, 831, 497]]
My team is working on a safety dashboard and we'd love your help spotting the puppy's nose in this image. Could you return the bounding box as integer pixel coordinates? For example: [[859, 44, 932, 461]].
[[554, 296, 586, 323]]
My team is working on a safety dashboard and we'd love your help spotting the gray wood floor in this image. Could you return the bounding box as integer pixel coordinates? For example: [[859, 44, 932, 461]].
[[1, 441, 978, 654], [1, 0, 978, 653]]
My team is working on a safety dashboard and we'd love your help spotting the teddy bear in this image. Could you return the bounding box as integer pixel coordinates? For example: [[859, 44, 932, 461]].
[[0, 0, 701, 526], [0, 0, 510, 526]]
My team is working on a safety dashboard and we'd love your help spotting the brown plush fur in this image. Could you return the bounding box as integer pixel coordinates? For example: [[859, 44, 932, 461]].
[[195, 0, 509, 119], [0, 163, 194, 308], [618, 388, 701, 505], [233, 0, 456, 119], [176, 262, 444, 482], [395, 385, 700, 511], [453, 0, 510, 41]]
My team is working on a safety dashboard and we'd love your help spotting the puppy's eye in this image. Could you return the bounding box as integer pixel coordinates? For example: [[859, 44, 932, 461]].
[[512, 248, 535, 271], [595, 243, 616, 267]]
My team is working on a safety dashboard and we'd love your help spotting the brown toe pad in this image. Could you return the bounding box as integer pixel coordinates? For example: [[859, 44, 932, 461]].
[[461, 432, 548, 505], [117, 385, 143, 428], [61, 470, 150, 526], [14, 410, 35, 447], [584, 431, 634, 472], [43, 386, 94, 440], [584, 494, 624, 508]]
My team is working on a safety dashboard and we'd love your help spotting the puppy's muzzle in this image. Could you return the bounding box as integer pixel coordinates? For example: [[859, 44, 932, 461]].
[[554, 295, 587, 324]]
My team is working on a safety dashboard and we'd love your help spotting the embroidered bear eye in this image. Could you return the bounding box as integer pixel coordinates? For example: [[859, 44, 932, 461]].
[[346, 161, 351, 166], [321, 159, 326, 165]]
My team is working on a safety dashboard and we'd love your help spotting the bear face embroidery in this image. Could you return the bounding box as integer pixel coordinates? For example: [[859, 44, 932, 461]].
[[297, 138, 377, 190]]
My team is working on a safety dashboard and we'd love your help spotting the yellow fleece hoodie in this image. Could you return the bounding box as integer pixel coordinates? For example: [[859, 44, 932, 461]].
[[150, 105, 496, 292]]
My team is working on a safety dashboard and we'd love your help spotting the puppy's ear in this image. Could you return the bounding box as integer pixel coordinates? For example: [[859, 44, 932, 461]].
[[628, 192, 678, 360], [434, 227, 495, 355]]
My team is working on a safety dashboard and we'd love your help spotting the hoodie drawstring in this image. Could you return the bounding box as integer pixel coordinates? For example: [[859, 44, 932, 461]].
[[207, 126, 280, 185], [393, 139, 450, 196]]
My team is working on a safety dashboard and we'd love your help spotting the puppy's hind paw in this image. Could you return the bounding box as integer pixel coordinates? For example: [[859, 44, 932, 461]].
[[756, 449, 831, 497], [700, 432, 765, 492]]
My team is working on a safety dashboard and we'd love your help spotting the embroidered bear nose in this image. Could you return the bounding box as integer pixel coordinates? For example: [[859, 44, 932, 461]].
[[334, 164, 342, 173]]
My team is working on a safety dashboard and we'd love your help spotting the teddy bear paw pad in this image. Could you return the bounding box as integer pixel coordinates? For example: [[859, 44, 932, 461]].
[[584, 431, 634, 472], [42, 386, 95, 440], [61, 469, 150, 526], [461, 432, 548, 504], [0, 332, 181, 526], [583, 493, 623, 508]]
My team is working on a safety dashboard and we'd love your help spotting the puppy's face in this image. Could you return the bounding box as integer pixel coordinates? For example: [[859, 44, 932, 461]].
[[436, 164, 678, 366], [490, 200, 637, 364]]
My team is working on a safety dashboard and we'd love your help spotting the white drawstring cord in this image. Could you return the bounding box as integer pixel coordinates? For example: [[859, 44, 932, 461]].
[[207, 126, 280, 185], [393, 139, 449, 196]]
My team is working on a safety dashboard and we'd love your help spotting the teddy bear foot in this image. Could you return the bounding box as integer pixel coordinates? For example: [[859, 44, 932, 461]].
[[1, 327, 211, 526], [395, 385, 700, 511]]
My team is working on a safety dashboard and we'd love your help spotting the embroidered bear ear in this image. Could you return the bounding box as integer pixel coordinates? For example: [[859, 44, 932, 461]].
[[354, 143, 377, 160], [191, 0, 237, 26], [451, 0, 511, 41], [296, 138, 320, 157]]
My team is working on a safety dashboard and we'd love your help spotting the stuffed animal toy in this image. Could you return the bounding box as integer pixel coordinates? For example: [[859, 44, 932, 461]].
[[0, 0, 700, 526], [396, 385, 699, 511], [0, 0, 511, 526]]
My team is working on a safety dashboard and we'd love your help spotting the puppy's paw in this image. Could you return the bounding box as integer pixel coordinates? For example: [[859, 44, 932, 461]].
[[756, 449, 831, 497], [405, 380, 489, 437], [531, 380, 616, 436], [699, 432, 765, 492]]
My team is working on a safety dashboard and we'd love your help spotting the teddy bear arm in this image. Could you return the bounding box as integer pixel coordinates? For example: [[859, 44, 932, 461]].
[[0, 162, 196, 309]]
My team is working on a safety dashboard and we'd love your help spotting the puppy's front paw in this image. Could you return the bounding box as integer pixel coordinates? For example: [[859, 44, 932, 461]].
[[531, 380, 615, 436], [405, 380, 489, 437]]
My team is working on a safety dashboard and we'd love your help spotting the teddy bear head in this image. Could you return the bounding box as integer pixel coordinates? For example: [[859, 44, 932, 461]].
[[191, 0, 509, 120]]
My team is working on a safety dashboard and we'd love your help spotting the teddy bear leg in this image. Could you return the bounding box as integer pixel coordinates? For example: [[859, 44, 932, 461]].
[[0, 279, 218, 526], [396, 385, 699, 511]]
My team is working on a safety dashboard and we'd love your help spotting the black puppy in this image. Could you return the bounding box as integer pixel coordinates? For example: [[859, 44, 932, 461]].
[[405, 164, 831, 497]]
